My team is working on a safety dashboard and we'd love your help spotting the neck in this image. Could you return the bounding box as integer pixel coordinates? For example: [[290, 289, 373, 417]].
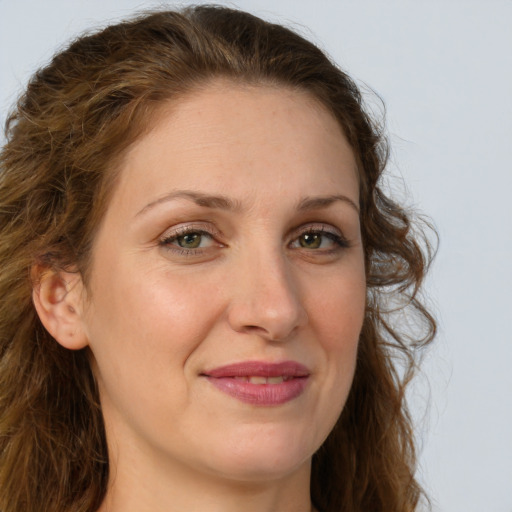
[[97, 447, 314, 512]]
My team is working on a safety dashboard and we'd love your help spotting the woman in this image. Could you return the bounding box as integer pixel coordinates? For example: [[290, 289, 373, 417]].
[[0, 5, 436, 512]]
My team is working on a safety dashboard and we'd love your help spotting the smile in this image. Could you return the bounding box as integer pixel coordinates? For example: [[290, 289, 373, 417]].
[[234, 376, 292, 384], [202, 361, 310, 406]]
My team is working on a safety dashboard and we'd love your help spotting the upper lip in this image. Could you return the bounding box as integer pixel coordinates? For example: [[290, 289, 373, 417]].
[[202, 360, 310, 378]]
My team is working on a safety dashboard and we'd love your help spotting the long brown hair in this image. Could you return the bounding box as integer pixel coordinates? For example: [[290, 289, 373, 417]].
[[0, 6, 436, 512]]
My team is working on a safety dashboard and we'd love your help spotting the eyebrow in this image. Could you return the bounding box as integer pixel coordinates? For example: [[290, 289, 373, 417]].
[[297, 194, 359, 214], [136, 190, 242, 217], [136, 190, 359, 217]]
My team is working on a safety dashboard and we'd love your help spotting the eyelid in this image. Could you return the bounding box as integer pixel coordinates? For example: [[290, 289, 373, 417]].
[[158, 222, 225, 258], [160, 222, 222, 242], [157, 220, 349, 259], [289, 222, 350, 250], [292, 222, 346, 239]]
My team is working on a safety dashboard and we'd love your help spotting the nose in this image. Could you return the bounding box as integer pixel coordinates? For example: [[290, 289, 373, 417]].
[[226, 251, 308, 342]]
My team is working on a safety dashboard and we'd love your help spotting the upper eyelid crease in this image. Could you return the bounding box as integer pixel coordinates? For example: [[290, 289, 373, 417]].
[[161, 222, 220, 237], [292, 223, 345, 238], [161, 226, 348, 252], [160, 230, 217, 246], [160, 222, 347, 243]]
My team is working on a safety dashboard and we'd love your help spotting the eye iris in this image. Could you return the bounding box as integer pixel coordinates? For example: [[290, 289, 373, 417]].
[[300, 233, 322, 249], [177, 233, 202, 249]]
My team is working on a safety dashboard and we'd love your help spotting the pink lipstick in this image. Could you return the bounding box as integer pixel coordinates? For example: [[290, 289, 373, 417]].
[[202, 361, 310, 406]]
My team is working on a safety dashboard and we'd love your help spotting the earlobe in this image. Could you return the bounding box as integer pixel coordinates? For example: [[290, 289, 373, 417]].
[[32, 267, 89, 350]]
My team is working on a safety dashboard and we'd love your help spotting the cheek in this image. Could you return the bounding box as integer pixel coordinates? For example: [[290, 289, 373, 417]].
[[83, 265, 226, 441], [83, 262, 223, 393], [309, 262, 366, 344], [100, 272, 216, 343], [292, 267, 365, 449], [306, 264, 366, 389]]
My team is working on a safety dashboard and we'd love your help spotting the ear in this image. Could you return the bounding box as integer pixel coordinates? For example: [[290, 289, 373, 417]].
[[32, 266, 89, 350]]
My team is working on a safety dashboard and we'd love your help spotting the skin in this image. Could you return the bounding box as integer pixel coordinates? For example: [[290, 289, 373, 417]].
[[36, 82, 366, 512]]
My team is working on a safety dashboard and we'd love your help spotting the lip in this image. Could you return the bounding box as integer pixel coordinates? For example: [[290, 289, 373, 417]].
[[202, 360, 310, 406]]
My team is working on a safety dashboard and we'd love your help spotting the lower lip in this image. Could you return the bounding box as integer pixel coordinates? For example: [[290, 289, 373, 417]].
[[205, 377, 309, 406]]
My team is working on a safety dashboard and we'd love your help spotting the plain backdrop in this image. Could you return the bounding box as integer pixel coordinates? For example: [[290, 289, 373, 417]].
[[1, 1, 511, 511]]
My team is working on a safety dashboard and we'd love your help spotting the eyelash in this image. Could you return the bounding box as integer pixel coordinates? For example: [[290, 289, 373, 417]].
[[159, 225, 220, 256], [159, 224, 350, 257], [292, 226, 350, 252]]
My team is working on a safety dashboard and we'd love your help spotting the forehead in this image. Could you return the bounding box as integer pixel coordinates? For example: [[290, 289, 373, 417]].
[[150, 80, 351, 156], [111, 81, 359, 213]]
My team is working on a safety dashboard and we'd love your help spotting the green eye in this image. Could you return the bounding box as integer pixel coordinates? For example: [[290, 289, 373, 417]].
[[299, 233, 322, 249], [161, 227, 219, 255], [176, 233, 203, 249], [291, 228, 349, 252]]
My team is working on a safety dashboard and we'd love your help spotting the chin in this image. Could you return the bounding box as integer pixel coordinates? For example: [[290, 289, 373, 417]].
[[205, 454, 311, 484], [197, 425, 315, 483]]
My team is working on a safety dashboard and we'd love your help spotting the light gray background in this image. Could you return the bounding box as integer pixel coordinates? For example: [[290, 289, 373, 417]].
[[1, 1, 511, 510]]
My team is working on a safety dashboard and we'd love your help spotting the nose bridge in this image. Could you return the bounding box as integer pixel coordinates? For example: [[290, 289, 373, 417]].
[[227, 240, 307, 341]]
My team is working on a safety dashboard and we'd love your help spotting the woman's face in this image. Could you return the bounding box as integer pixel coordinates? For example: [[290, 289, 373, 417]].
[[80, 82, 366, 484]]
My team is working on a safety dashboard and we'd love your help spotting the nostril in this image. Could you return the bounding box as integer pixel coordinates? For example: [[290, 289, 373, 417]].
[[242, 323, 301, 343], [243, 324, 270, 336]]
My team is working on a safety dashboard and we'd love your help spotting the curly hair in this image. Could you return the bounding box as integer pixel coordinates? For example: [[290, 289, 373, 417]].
[[0, 6, 436, 512]]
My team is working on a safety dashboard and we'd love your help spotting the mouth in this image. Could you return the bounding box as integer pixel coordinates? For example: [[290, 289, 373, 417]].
[[232, 375, 294, 384], [201, 360, 310, 406]]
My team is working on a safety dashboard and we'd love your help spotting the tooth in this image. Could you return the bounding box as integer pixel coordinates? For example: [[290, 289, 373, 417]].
[[248, 376, 267, 384], [234, 376, 249, 382], [267, 376, 284, 384]]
